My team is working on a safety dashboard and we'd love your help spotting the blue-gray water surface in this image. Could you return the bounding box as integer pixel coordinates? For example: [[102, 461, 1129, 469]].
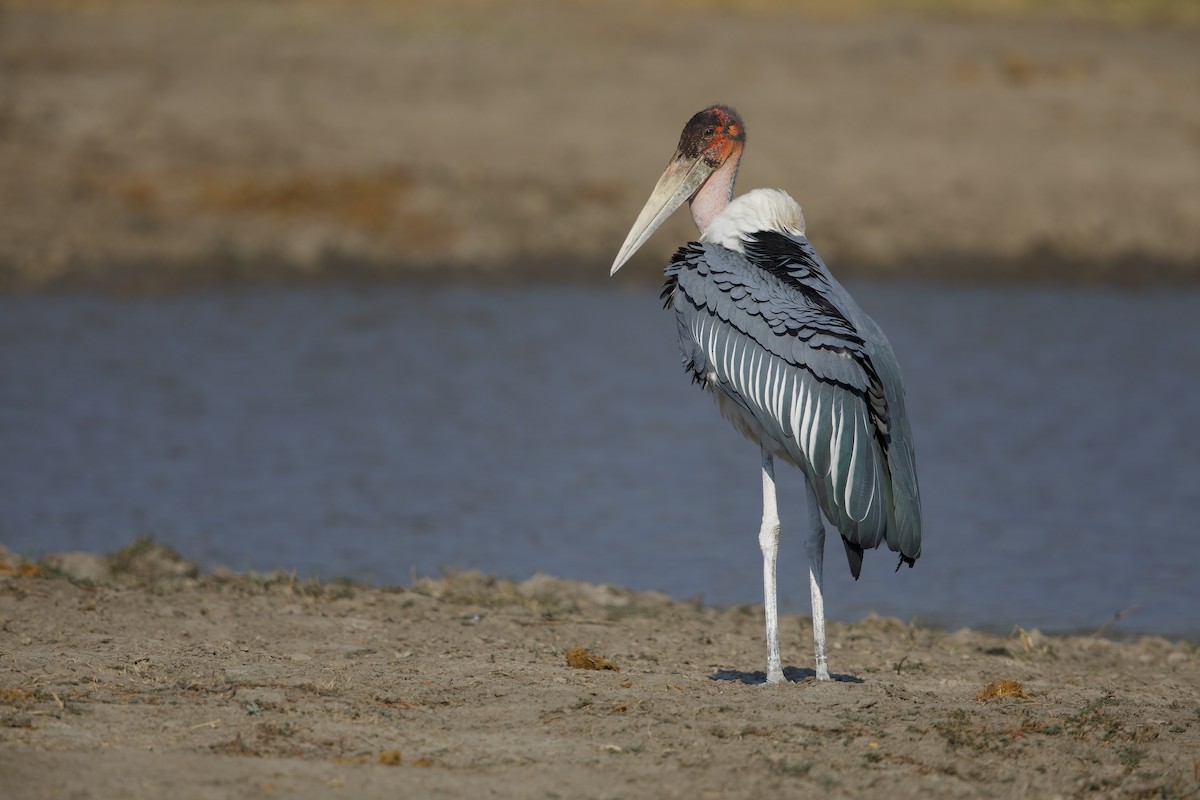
[[1, 281, 1197, 639]]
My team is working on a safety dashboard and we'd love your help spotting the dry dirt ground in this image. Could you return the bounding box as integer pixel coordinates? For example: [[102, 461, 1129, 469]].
[[1, 542, 1198, 799], [1, 0, 1199, 290]]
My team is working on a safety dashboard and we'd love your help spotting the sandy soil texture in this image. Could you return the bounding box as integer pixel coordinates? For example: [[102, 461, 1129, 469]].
[[1, 542, 1198, 799], [1, 0, 1198, 290]]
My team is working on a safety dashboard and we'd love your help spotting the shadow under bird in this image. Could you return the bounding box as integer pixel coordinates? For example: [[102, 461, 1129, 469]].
[[610, 105, 922, 683]]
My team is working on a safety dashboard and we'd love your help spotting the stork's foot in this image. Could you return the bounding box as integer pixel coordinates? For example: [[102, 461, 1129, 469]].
[[762, 665, 831, 684]]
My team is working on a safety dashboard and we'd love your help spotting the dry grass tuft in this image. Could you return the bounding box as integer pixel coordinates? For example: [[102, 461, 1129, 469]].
[[976, 679, 1031, 701], [565, 647, 620, 672], [377, 749, 403, 766]]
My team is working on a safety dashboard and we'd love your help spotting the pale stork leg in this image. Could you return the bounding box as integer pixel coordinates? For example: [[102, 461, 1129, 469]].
[[758, 448, 784, 684], [804, 479, 831, 681]]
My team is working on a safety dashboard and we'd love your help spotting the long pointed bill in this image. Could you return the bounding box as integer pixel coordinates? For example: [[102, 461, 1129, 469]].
[[610, 154, 715, 275]]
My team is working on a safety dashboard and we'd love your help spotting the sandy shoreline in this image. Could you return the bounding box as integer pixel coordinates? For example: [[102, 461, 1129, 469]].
[[1, 541, 1197, 798], [2, 1, 1199, 291]]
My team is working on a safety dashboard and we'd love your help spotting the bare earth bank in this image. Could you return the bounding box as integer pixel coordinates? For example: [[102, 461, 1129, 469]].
[[1, 1, 1199, 290], [1, 543, 1197, 799]]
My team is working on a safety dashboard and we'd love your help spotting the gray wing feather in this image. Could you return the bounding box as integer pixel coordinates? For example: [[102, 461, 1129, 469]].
[[666, 235, 922, 568]]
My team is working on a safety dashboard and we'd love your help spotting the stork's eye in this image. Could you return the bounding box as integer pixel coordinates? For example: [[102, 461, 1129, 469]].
[[703, 126, 716, 138]]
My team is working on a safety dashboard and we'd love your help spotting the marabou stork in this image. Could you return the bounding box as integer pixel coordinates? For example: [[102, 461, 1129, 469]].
[[611, 105, 922, 683]]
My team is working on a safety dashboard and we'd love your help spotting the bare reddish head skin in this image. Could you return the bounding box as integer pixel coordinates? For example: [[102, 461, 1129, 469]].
[[676, 105, 746, 167]]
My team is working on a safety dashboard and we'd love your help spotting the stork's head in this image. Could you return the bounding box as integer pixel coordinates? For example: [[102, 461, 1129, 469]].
[[611, 105, 746, 275]]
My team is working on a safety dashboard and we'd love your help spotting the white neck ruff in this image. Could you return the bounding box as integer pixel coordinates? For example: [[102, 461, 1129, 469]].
[[700, 188, 807, 253]]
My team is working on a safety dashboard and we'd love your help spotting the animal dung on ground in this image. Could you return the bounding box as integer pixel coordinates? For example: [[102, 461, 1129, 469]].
[[565, 647, 620, 671], [975, 679, 1030, 701]]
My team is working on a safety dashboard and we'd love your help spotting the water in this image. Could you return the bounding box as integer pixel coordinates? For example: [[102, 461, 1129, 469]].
[[2, 281, 1197, 639]]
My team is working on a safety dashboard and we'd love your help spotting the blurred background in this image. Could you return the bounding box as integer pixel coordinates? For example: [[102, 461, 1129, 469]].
[[1, 0, 1198, 638]]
